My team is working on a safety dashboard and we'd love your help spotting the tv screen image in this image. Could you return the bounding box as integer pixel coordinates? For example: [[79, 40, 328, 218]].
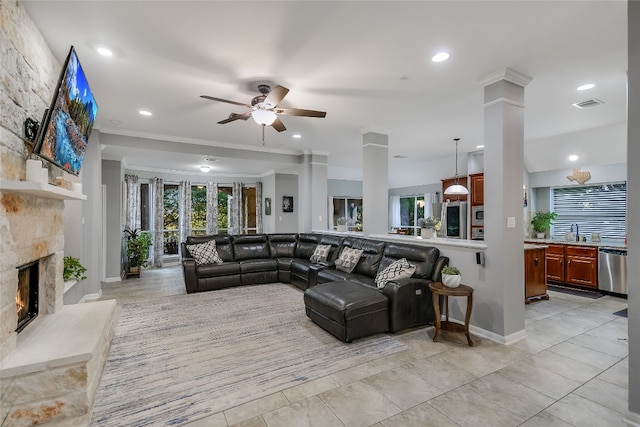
[[35, 46, 98, 176]]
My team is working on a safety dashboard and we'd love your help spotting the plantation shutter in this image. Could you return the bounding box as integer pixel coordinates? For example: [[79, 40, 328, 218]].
[[551, 183, 626, 240]]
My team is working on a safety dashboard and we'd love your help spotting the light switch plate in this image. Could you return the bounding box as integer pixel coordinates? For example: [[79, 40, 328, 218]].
[[507, 217, 516, 228]]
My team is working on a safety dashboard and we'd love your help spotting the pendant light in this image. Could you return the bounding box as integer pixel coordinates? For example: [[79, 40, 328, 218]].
[[444, 138, 469, 195]]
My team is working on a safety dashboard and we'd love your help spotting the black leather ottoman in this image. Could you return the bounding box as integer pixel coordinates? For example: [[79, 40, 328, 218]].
[[304, 280, 389, 342]]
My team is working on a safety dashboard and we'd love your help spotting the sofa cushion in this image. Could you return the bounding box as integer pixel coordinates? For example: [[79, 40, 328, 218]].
[[304, 281, 388, 325], [233, 234, 271, 260], [239, 259, 278, 273], [310, 244, 331, 264], [197, 262, 241, 277], [319, 234, 344, 262], [317, 268, 376, 288], [186, 235, 234, 262], [379, 243, 440, 279], [268, 234, 297, 258], [186, 240, 223, 265], [375, 258, 416, 289], [295, 233, 322, 259], [342, 238, 386, 278], [335, 247, 363, 273]]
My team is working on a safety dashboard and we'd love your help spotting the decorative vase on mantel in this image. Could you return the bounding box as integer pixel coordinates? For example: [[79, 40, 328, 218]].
[[421, 228, 436, 239]]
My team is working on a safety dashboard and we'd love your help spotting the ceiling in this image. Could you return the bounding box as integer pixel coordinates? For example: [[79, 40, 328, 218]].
[[23, 1, 628, 180]]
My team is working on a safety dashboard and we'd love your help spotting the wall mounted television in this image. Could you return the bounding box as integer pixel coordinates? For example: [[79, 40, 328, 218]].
[[34, 46, 98, 176]]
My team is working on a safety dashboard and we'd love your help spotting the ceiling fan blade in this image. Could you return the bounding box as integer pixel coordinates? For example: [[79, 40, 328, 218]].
[[271, 117, 286, 132], [275, 107, 327, 118], [264, 85, 289, 107], [201, 95, 252, 108], [217, 112, 251, 124]]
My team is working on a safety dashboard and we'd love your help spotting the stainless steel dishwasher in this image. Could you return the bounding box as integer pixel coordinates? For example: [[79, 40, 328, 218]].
[[598, 247, 627, 295]]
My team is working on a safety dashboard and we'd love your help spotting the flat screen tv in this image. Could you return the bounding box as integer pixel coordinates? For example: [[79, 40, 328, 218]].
[[34, 46, 98, 176]]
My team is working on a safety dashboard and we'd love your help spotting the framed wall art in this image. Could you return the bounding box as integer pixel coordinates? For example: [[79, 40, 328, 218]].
[[265, 197, 271, 215], [283, 196, 294, 212]]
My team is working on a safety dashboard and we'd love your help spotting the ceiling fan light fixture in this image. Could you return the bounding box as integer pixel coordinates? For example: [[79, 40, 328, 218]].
[[200, 165, 211, 172], [444, 137, 469, 196], [251, 109, 277, 126]]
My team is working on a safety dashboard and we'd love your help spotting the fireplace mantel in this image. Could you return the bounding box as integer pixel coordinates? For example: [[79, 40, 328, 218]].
[[0, 180, 87, 201]]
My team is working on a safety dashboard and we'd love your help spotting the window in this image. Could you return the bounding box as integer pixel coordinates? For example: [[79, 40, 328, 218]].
[[191, 185, 207, 236], [552, 183, 626, 240], [163, 184, 179, 254], [399, 196, 425, 236], [217, 186, 232, 234], [330, 197, 363, 231], [140, 183, 149, 231]]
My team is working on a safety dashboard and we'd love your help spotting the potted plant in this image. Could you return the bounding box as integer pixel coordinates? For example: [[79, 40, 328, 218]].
[[63, 256, 87, 282], [336, 217, 348, 232], [531, 211, 558, 239], [123, 228, 153, 274], [417, 217, 441, 239], [441, 265, 461, 288]]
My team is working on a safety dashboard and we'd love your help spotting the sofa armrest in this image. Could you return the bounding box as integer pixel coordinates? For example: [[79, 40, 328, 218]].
[[431, 256, 449, 282], [382, 278, 438, 332], [308, 262, 335, 287], [182, 259, 198, 293]]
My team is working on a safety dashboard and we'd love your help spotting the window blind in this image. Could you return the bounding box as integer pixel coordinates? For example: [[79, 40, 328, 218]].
[[551, 183, 626, 240]]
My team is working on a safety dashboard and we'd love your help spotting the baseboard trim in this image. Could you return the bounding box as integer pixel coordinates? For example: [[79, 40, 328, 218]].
[[79, 289, 102, 304], [625, 410, 640, 427], [437, 316, 527, 345], [103, 276, 121, 283]]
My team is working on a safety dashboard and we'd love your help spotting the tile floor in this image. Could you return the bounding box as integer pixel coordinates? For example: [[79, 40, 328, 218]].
[[97, 266, 630, 427]]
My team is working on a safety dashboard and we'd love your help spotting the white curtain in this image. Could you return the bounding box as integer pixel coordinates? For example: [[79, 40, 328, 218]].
[[389, 195, 401, 228], [255, 182, 263, 233], [179, 181, 192, 248], [151, 177, 164, 268], [124, 174, 140, 231], [424, 193, 433, 218], [206, 181, 218, 234], [230, 182, 243, 235]]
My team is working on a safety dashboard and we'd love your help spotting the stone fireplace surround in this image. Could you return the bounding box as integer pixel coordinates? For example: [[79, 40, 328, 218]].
[[0, 191, 117, 426]]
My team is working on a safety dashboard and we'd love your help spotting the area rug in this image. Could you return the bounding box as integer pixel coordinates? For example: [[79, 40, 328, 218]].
[[547, 283, 603, 299], [613, 308, 628, 317], [91, 284, 406, 426]]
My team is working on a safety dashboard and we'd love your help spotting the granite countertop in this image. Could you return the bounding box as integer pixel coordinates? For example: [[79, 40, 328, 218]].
[[524, 238, 627, 249], [524, 244, 548, 250]]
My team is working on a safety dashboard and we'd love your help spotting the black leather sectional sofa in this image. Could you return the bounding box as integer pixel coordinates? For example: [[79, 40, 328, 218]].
[[181, 233, 448, 341]]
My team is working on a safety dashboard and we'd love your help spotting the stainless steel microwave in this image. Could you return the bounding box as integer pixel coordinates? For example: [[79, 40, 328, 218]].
[[471, 205, 484, 226]]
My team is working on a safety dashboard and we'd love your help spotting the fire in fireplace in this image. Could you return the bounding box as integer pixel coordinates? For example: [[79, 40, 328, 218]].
[[16, 261, 39, 332]]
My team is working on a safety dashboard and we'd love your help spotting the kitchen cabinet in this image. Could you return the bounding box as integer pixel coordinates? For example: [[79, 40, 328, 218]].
[[525, 247, 548, 303], [469, 173, 484, 206], [544, 244, 598, 288], [441, 177, 468, 202]]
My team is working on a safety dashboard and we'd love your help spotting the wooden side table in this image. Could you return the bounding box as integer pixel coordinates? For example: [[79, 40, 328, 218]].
[[429, 282, 474, 346]]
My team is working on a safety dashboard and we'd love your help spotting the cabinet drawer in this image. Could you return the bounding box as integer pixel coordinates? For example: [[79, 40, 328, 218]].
[[565, 245, 597, 258], [546, 244, 565, 255]]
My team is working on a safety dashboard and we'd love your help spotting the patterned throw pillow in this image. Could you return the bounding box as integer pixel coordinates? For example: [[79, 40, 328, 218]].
[[374, 258, 416, 289], [335, 247, 364, 273], [186, 240, 223, 265], [310, 244, 331, 264]]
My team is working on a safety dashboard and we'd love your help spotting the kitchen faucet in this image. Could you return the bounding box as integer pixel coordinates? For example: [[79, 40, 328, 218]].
[[574, 224, 579, 241]]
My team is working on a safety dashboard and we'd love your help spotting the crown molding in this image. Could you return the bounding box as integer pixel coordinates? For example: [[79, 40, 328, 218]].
[[479, 67, 533, 88]]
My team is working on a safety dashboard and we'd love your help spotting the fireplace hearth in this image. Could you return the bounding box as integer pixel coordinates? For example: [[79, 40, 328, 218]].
[[16, 261, 39, 333]]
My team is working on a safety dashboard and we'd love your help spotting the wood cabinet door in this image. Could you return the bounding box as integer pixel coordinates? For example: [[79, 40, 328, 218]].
[[441, 177, 468, 202], [470, 173, 484, 206], [546, 252, 565, 282], [525, 248, 547, 298], [566, 255, 598, 287]]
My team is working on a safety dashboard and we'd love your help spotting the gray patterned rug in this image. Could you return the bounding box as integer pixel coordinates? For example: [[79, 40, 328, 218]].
[[91, 283, 406, 426]]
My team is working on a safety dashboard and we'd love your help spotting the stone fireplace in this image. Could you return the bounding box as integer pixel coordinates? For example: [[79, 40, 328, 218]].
[[16, 260, 39, 333]]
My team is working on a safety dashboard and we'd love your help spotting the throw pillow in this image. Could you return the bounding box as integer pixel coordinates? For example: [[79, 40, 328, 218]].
[[186, 240, 223, 265], [309, 244, 331, 264], [335, 247, 364, 273], [374, 258, 416, 289]]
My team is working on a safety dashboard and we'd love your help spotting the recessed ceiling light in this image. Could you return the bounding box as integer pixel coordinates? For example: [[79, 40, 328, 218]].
[[139, 110, 152, 116], [96, 46, 113, 57], [200, 165, 211, 172], [203, 157, 218, 162], [476, 145, 485, 149], [292, 134, 302, 139], [568, 154, 579, 161], [393, 155, 407, 159], [431, 52, 450, 63], [399, 75, 409, 81], [577, 83, 595, 91]]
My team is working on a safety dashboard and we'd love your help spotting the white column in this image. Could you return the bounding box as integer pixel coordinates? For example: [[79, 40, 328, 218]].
[[482, 68, 531, 339], [626, 1, 640, 425], [362, 132, 389, 235], [311, 153, 328, 231]]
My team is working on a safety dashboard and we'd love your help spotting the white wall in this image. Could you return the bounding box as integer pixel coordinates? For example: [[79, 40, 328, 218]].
[[274, 173, 299, 233], [529, 162, 627, 189], [102, 159, 123, 280], [261, 173, 276, 234]]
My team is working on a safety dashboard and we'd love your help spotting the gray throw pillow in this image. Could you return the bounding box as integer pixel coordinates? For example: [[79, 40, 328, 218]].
[[335, 247, 364, 273], [186, 240, 223, 265], [375, 258, 416, 289], [310, 244, 331, 264]]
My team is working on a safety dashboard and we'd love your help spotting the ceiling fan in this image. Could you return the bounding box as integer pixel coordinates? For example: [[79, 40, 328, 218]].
[[200, 84, 326, 133]]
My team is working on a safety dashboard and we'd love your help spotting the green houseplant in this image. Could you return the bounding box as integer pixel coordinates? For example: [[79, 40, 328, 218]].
[[531, 211, 558, 238], [123, 228, 153, 273], [63, 256, 87, 282], [441, 265, 461, 288]]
